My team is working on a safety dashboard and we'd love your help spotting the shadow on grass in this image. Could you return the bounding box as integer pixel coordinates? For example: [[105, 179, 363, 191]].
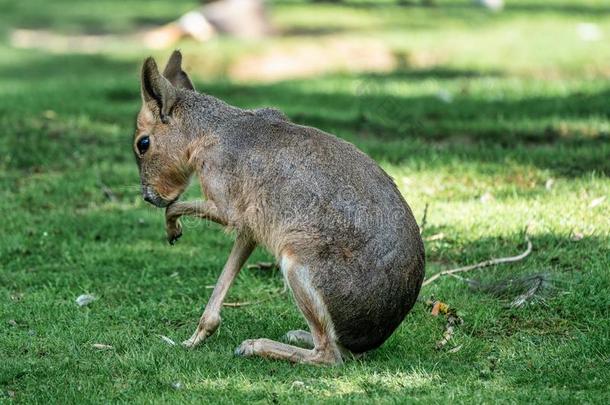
[[203, 72, 610, 177], [328, 0, 610, 16], [0, 52, 134, 81], [2, 53, 609, 178]]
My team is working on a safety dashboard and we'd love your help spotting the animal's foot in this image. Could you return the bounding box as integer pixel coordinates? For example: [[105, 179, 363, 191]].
[[182, 329, 206, 349], [182, 338, 195, 348], [234, 338, 341, 365], [234, 339, 257, 357], [182, 315, 221, 348]]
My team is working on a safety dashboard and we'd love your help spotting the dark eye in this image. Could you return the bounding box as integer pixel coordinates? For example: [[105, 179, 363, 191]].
[[137, 136, 150, 155]]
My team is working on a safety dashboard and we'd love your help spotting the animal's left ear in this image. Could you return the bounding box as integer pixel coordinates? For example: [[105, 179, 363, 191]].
[[163, 50, 195, 91], [141, 56, 177, 124]]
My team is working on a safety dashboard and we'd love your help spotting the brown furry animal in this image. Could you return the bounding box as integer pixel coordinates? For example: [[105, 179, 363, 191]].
[[133, 51, 425, 365]]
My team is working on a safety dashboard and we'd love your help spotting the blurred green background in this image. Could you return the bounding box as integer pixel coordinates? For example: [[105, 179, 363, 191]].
[[1, 0, 609, 403]]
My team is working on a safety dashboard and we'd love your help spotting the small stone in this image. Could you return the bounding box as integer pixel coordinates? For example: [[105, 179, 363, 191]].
[[291, 381, 306, 389], [577, 23, 602, 42], [42, 110, 57, 119], [436, 89, 453, 103], [476, 0, 504, 12], [76, 294, 96, 307], [590, 196, 605, 208], [480, 192, 494, 204], [92, 343, 113, 350]]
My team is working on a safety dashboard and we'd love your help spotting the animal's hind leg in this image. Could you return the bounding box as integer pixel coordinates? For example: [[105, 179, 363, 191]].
[[235, 254, 342, 365]]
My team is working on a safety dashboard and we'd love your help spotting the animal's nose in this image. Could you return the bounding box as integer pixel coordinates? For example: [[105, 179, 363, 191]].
[[142, 186, 153, 202]]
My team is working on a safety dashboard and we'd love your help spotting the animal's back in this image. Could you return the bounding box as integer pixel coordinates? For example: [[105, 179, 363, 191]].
[[225, 113, 425, 353]]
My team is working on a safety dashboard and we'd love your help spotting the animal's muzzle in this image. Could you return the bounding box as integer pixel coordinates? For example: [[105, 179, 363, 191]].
[[141, 185, 169, 207]]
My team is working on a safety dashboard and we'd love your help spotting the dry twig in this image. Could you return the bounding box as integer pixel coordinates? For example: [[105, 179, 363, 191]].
[[436, 313, 463, 349], [419, 203, 429, 235], [425, 232, 445, 241], [508, 274, 549, 308], [223, 301, 257, 307], [422, 233, 533, 287], [425, 299, 463, 349], [100, 182, 117, 202], [246, 262, 278, 271], [223, 288, 287, 308]]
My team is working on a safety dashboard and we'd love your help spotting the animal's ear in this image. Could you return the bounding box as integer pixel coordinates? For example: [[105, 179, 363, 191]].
[[141, 56, 177, 124], [163, 50, 195, 91]]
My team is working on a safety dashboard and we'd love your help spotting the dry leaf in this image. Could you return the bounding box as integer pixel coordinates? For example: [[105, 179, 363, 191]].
[[425, 299, 463, 349], [431, 300, 449, 316], [159, 335, 176, 346], [431, 301, 441, 316], [436, 314, 463, 349]]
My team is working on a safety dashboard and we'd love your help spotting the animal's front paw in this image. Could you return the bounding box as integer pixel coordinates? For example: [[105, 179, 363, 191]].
[[182, 330, 205, 349], [182, 336, 197, 349], [166, 218, 182, 245]]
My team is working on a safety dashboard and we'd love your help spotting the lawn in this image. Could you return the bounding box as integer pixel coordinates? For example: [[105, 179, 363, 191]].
[[1, 0, 609, 403]]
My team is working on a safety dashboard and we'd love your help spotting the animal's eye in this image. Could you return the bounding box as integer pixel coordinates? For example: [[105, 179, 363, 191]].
[[137, 136, 150, 155]]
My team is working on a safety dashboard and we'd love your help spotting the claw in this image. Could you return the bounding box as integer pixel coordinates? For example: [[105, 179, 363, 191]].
[[168, 231, 182, 245], [234, 346, 245, 356], [234, 339, 255, 357]]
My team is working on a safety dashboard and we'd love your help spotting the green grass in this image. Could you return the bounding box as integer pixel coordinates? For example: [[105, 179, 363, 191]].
[[1, 0, 609, 403]]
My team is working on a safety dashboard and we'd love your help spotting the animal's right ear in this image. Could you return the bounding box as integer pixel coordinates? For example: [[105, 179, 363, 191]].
[[163, 50, 195, 91], [141, 57, 178, 124]]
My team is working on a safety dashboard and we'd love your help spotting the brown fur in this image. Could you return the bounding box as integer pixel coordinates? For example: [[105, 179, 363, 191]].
[[133, 51, 425, 365]]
